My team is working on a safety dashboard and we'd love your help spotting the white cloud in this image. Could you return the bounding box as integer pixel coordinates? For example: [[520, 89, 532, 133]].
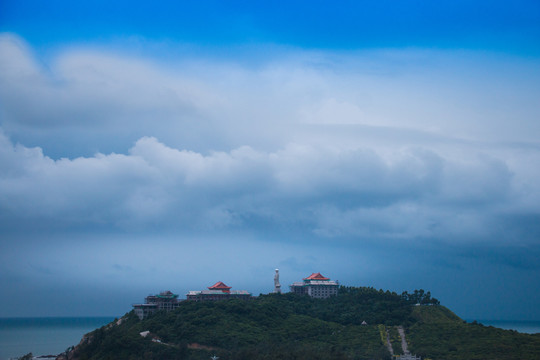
[[2, 33, 540, 157], [1, 33, 540, 245], [1, 129, 537, 245]]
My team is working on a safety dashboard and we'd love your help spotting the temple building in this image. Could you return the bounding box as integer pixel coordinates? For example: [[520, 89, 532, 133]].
[[289, 272, 339, 299], [186, 281, 252, 301], [132, 290, 181, 319]]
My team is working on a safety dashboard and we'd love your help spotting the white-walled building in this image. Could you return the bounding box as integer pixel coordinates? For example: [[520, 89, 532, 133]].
[[289, 272, 339, 299]]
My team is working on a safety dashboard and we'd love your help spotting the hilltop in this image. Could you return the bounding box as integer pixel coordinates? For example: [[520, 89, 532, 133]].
[[59, 287, 540, 360]]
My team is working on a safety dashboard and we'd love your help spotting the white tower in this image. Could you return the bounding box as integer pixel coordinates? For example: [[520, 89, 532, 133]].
[[274, 268, 282, 294]]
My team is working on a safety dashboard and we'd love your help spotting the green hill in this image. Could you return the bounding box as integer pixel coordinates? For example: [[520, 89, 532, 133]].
[[60, 287, 540, 360], [408, 306, 540, 360]]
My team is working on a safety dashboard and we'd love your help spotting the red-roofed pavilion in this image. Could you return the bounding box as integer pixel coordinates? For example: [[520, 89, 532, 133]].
[[208, 281, 232, 293], [303, 272, 330, 281]]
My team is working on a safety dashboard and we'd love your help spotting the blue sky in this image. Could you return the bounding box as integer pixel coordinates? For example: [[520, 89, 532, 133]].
[[1, 1, 540, 320], [3, 0, 540, 53]]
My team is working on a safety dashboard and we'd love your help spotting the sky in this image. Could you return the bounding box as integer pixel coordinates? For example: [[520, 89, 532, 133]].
[[1, 1, 540, 320]]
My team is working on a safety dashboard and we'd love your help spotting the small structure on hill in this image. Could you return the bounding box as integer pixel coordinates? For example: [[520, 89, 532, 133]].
[[133, 290, 181, 319], [289, 272, 339, 299], [274, 269, 282, 294], [186, 281, 252, 301]]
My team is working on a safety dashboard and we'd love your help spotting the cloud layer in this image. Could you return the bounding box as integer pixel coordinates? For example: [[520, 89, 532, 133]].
[[1, 33, 540, 318], [1, 126, 538, 245], [1, 33, 540, 245]]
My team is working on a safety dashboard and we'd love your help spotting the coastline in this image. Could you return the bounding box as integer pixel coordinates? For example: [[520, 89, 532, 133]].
[[468, 319, 540, 334]]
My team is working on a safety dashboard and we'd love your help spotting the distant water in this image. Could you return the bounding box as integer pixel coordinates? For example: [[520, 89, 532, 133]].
[[0, 317, 115, 360], [469, 319, 540, 334]]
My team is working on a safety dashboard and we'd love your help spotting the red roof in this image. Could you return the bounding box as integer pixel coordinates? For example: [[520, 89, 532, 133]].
[[208, 281, 232, 290], [303, 272, 330, 280]]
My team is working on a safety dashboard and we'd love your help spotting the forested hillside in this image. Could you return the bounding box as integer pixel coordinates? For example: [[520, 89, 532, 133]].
[[61, 287, 540, 360]]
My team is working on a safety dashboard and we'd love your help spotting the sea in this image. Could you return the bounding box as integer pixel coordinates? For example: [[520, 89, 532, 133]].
[[0, 317, 115, 360], [0, 317, 539, 360]]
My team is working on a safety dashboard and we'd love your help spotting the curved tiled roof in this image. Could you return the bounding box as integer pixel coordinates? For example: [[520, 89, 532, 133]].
[[208, 281, 232, 290], [303, 272, 330, 280]]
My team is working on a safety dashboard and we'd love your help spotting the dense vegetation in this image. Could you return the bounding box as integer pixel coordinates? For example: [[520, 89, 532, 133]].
[[408, 306, 540, 360], [63, 287, 540, 360]]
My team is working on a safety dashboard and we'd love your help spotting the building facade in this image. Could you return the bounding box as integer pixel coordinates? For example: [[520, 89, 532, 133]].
[[186, 281, 252, 301], [289, 272, 339, 299], [133, 290, 181, 319]]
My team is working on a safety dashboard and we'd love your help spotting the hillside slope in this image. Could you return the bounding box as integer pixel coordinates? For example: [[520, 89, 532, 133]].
[[407, 306, 540, 360], [61, 288, 540, 360]]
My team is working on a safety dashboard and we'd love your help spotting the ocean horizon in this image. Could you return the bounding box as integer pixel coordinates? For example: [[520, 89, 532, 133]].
[[472, 319, 540, 335], [1, 316, 539, 359], [0, 317, 116, 360]]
